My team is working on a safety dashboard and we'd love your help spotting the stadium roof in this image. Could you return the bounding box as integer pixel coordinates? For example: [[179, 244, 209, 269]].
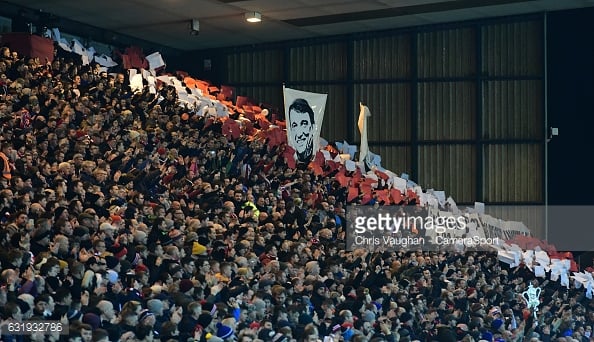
[[2, 0, 594, 51]]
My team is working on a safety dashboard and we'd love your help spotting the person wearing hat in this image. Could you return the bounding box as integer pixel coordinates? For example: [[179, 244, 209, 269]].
[[52, 287, 72, 320], [96, 300, 121, 341], [138, 309, 159, 339], [30, 226, 52, 256], [179, 301, 205, 341], [216, 323, 235, 341], [146, 298, 168, 335], [399, 312, 416, 340]]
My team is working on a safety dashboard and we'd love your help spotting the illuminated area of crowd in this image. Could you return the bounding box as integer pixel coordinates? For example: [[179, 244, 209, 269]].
[[0, 46, 590, 342]]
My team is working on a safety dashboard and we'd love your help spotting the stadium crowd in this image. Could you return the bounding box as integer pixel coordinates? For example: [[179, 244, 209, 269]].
[[0, 45, 591, 342]]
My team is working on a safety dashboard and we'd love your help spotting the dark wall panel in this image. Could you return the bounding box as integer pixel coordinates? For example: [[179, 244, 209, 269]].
[[289, 43, 348, 82], [417, 27, 476, 78], [234, 86, 283, 111], [547, 8, 594, 206], [483, 144, 543, 203], [482, 20, 543, 76], [482, 80, 543, 140], [418, 81, 476, 141], [227, 49, 284, 84], [353, 34, 411, 80], [418, 145, 476, 203]]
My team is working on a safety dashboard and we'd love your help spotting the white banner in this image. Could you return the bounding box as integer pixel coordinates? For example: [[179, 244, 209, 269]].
[[283, 86, 327, 164], [358, 103, 371, 165]]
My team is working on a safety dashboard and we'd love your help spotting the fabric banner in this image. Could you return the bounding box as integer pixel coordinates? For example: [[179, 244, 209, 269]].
[[1, 33, 54, 63], [283, 86, 327, 164], [358, 103, 371, 165]]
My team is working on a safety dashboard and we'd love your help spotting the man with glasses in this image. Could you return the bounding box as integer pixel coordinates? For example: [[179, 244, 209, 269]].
[[182, 258, 197, 279]]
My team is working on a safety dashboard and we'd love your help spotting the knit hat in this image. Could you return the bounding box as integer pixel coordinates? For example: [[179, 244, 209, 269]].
[[197, 313, 213, 329], [481, 332, 493, 341], [139, 309, 154, 323], [82, 313, 101, 330], [147, 299, 164, 313], [216, 323, 234, 339], [298, 313, 313, 325], [73, 226, 89, 237], [192, 242, 207, 255], [67, 309, 82, 321], [362, 310, 376, 322], [400, 312, 413, 323], [78, 212, 94, 222], [277, 320, 291, 330], [186, 231, 199, 243], [115, 247, 128, 260], [32, 229, 51, 242], [179, 279, 194, 293], [471, 303, 484, 313], [492, 318, 504, 331], [169, 229, 183, 241], [16, 299, 31, 315], [258, 328, 275, 341], [106, 270, 119, 284], [136, 264, 148, 273], [105, 256, 119, 269], [54, 207, 68, 221], [272, 333, 288, 342]]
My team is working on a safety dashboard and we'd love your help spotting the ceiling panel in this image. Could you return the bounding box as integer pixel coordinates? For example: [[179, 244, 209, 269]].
[[0, 0, 593, 51]]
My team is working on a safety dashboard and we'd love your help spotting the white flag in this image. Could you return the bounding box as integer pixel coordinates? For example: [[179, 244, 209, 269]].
[[283, 86, 327, 164], [146, 52, 166, 70], [358, 103, 371, 164]]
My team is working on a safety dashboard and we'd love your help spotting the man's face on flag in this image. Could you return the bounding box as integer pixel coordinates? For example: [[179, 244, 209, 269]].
[[289, 109, 313, 154]]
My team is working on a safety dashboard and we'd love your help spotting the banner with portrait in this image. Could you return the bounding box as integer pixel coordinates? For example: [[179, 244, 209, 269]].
[[283, 86, 327, 164]]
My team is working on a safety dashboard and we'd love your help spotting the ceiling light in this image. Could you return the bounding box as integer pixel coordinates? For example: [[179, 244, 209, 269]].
[[245, 12, 262, 23]]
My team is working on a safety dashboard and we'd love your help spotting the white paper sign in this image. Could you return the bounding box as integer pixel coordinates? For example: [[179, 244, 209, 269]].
[[146, 52, 166, 70]]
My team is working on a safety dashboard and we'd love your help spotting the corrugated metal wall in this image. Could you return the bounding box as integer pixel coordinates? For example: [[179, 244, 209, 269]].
[[221, 16, 544, 205], [482, 80, 543, 140], [418, 145, 476, 203], [417, 28, 476, 78], [480, 20, 544, 204], [353, 35, 411, 80], [482, 21, 543, 76], [233, 86, 282, 110], [418, 82, 476, 141], [483, 144, 543, 202], [289, 43, 348, 82], [227, 49, 284, 84]]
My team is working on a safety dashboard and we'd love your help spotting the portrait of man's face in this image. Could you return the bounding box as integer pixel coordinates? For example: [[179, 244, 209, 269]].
[[290, 109, 312, 151], [288, 98, 315, 162]]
